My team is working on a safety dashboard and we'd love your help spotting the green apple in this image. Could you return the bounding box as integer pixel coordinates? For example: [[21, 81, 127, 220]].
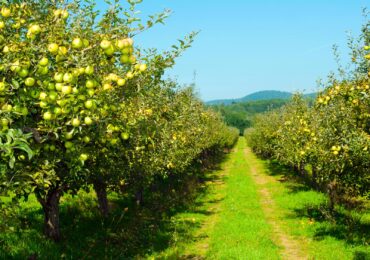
[[39, 92, 47, 100], [79, 153, 88, 161], [25, 77, 35, 86], [1, 8, 11, 18], [100, 39, 112, 50], [84, 66, 94, 75], [65, 141, 73, 149], [18, 68, 29, 78], [72, 118, 81, 127], [39, 57, 49, 66], [61, 85, 72, 94], [43, 111, 53, 120], [63, 73, 73, 83], [72, 38, 83, 49], [48, 43, 59, 54], [84, 116, 93, 125], [84, 100, 93, 109], [54, 72, 64, 82], [85, 79, 95, 89]]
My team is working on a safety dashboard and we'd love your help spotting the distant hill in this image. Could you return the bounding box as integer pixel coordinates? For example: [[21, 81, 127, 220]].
[[207, 90, 317, 105]]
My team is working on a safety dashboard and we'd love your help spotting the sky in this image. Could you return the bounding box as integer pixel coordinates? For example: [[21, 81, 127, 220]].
[[99, 0, 369, 101]]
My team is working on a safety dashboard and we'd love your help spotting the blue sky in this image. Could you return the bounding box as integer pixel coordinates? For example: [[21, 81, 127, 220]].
[[99, 1, 368, 101]]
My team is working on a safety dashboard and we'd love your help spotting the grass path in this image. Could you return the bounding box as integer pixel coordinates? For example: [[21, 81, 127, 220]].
[[244, 147, 306, 259], [151, 137, 369, 259]]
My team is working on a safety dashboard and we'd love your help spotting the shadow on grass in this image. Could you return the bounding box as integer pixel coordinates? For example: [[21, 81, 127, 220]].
[[294, 203, 370, 245], [264, 160, 312, 194], [0, 153, 229, 259], [260, 159, 370, 256]]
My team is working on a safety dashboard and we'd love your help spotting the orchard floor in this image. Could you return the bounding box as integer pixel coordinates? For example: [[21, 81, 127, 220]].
[[1, 138, 369, 259]]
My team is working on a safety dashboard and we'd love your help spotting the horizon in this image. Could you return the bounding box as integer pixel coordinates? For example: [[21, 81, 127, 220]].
[[97, 0, 369, 101]]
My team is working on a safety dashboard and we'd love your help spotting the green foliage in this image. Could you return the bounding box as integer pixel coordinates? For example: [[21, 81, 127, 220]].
[[0, 0, 238, 242], [207, 90, 317, 105], [211, 99, 288, 134], [245, 13, 370, 202]]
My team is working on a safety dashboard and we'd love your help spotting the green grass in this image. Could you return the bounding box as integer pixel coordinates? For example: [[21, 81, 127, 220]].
[[1, 138, 369, 259], [247, 149, 370, 260], [205, 139, 280, 259]]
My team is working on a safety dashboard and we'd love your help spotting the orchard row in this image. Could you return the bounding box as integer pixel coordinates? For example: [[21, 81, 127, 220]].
[[0, 0, 239, 241], [245, 19, 370, 207]]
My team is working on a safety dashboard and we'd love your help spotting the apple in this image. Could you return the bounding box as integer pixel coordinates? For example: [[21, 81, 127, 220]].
[[65, 141, 73, 149], [55, 83, 63, 91], [121, 47, 132, 55], [1, 118, 8, 126], [61, 85, 72, 94], [129, 55, 136, 64], [121, 132, 129, 140], [54, 72, 64, 82], [18, 68, 29, 78], [103, 83, 112, 91], [29, 24, 41, 34], [72, 118, 81, 127], [58, 46, 68, 55], [72, 38, 83, 49], [54, 107, 62, 115], [85, 79, 95, 89], [139, 64, 147, 72], [87, 89, 95, 97], [25, 77, 35, 87], [115, 39, 125, 49], [39, 92, 47, 100], [85, 66, 94, 75], [53, 9, 62, 17], [100, 39, 112, 50], [38, 66, 49, 75], [117, 78, 126, 86], [61, 10, 69, 19], [20, 107, 28, 116], [43, 111, 53, 120], [104, 45, 115, 56], [48, 43, 59, 54], [1, 8, 11, 18], [0, 21, 5, 29], [120, 55, 129, 64], [3, 104, 12, 112], [83, 136, 91, 143], [110, 138, 119, 145], [126, 72, 134, 79], [63, 73, 73, 83], [78, 95, 87, 101], [49, 145, 56, 151], [79, 153, 88, 161], [39, 57, 49, 66], [65, 131, 73, 140], [84, 100, 93, 109], [39, 101, 48, 108], [84, 117, 93, 125], [48, 91, 58, 101]]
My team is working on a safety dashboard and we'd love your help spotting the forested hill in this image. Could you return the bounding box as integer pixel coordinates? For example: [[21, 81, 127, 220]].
[[207, 90, 317, 105], [210, 99, 289, 134]]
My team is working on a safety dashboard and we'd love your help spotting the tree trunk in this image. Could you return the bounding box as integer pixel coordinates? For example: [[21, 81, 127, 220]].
[[36, 188, 62, 242], [93, 180, 109, 217], [299, 162, 306, 176], [311, 165, 318, 188], [327, 180, 338, 212], [135, 189, 143, 206]]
